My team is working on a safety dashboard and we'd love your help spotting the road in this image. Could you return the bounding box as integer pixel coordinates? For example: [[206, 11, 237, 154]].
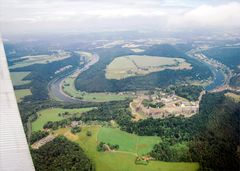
[[48, 54, 99, 103]]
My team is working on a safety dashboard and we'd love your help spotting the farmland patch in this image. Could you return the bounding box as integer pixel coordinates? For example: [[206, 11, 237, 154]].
[[105, 55, 192, 80]]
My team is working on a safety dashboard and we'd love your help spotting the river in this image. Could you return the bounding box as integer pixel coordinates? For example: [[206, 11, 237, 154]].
[[49, 50, 225, 103], [48, 54, 99, 103], [204, 63, 225, 91], [187, 50, 226, 91]]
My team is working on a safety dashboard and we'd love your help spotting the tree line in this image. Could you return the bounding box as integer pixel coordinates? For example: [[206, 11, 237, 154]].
[[75, 44, 212, 92], [31, 136, 95, 171], [81, 92, 240, 171]]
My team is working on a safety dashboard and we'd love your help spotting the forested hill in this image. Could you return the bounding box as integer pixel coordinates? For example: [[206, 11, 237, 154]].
[[140, 44, 187, 57], [75, 44, 212, 92], [203, 46, 240, 72], [81, 91, 240, 171], [11, 53, 82, 101], [203, 46, 240, 88]]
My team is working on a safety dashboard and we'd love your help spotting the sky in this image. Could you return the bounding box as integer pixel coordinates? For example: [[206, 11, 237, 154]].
[[0, 0, 240, 35]]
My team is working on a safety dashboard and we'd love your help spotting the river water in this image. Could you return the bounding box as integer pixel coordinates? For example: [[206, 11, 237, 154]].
[[204, 62, 225, 91], [187, 51, 226, 91]]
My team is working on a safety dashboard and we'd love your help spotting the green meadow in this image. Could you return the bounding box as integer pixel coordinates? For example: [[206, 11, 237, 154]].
[[62, 76, 129, 102], [10, 52, 70, 69], [56, 126, 199, 171], [105, 55, 192, 80], [10, 72, 31, 86], [14, 89, 32, 102], [98, 127, 160, 155], [32, 107, 93, 132]]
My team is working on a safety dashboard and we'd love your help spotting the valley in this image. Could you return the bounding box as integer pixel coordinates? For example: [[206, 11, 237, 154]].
[[187, 48, 232, 91], [7, 37, 240, 171], [2, 0, 240, 170]]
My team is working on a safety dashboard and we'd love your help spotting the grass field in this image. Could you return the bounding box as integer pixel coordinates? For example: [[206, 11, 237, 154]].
[[98, 127, 160, 155], [14, 89, 32, 102], [187, 77, 213, 87], [55, 126, 199, 171], [32, 107, 93, 132], [225, 92, 240, 102], [10, 51, 70, 69], [75, 51, 94, 63], [105, 55, 192, 80], [62, 76, 129, 102], [10, 72, 31, 86]]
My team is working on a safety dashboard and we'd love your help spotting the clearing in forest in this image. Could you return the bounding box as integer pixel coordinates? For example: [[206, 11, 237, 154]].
[[56, 126, 199, 171], [10, 51, 70, 69], [97, 127, 160, 155], [62, 76, 129, 102], [105, 55, 192, 80], [10, 72, 31, 86], [32, 107, 93, 132], [14, 89, 32, 102]]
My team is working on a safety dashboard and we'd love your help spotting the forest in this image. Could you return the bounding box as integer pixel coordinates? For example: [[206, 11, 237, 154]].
[[203, 46, 240, 72], [81, 92, 240, 171], [10, 52, 83, 101], [5, 42, 239, 171], [171, 85, 203, 101], [30, 131, 49, 144], [4, 42, 53, 60], [31, 136, 95, 171], [18, 98, 99, 134], [203, 46, 240, 88], [75, 44, 212, 92]]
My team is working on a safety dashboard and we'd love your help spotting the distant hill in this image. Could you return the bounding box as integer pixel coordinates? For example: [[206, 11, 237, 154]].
[[75, 44, 212, 92], [203, 46, 240, 87], [203, 46, 240, 72]]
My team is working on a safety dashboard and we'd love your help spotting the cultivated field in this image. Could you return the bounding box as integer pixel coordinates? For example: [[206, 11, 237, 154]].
[[10, 51, 70, 69], [55, 126, 199, 171], [62, 76, 129, 102], [32, 107, 93, 132], [105, 55, 192, 80], [10, 72, 31, 86], [14, 89, 32, 102]]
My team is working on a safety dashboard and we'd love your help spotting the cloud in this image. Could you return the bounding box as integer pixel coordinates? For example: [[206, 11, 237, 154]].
[[168, 2, 240, 30], [0, 0, 239, 35], [83, 9, 167, 18]]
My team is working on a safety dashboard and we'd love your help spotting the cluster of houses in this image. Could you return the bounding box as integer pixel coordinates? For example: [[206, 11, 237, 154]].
[[133, 92, 199, 118]]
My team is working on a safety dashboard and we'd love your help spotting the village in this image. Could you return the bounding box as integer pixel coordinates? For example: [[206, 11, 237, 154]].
[[130, 91, 202, 120]]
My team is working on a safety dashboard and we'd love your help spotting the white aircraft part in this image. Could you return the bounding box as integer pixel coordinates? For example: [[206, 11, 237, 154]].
[[0, 37, 35, 171]]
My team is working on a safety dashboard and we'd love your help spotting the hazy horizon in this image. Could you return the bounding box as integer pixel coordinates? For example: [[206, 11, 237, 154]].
[[1, 0, 240, 37]]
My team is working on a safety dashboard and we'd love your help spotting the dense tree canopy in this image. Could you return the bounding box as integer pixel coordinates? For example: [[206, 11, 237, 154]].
[[31, 136, 95, 171], [30, 131, 49, 144], [81, 92, 240, 171], [75, 45, 212, 92], [171, 85, 203, 101], [11, 53, 82, 101]]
